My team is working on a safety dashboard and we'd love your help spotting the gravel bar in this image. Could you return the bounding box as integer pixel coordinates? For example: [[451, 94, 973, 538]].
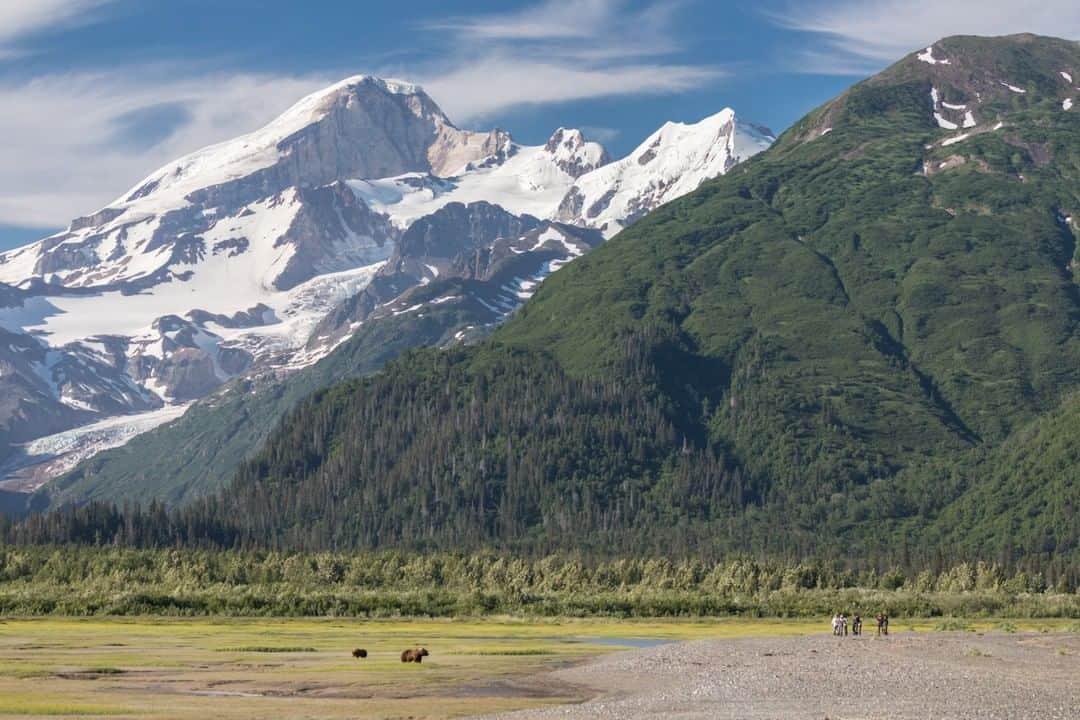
[[475, 632, 1080, 719]]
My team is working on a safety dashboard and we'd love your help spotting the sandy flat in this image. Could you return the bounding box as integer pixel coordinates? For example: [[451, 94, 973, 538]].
[[475, 632, 1080, 719]]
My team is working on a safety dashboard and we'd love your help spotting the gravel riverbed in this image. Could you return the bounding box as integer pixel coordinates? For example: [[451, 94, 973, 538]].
[[476, 632, 1080, 719]]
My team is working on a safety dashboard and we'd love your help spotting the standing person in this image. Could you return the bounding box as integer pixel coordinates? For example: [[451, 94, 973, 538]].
[[841, 614, 848, 636], [832, 614, 841, 636], [853, 614, 862, 636], [882, 613, 889, 636]]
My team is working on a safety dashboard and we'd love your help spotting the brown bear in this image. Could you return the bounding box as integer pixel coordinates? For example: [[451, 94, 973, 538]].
[[400, 647, 430, 663], [351, 648, 368, 659]]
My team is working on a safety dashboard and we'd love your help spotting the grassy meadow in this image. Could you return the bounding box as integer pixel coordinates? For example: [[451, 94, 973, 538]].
[[0, 616, 1077, 719], [1, 547, 1076, 717]]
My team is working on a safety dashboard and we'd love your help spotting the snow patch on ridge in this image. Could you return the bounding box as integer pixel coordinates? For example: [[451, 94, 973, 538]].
[[917, 46, 950, 65], [935, 114, 958, 130], [942, 133, 972, 147], [930, 88, 958, 130]]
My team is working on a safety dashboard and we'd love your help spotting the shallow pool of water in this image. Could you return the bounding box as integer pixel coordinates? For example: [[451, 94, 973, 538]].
[[570, 637, 672, 649]]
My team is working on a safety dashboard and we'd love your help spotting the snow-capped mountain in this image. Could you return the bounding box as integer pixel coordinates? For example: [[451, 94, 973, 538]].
[[558, 110, 774, 234], [347, 128, 609, 230], [347, 111, 770, 239], [0, 74, 772, 489]]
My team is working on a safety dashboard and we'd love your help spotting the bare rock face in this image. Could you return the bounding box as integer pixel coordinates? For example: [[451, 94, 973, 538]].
[[218, 347, 254, 377], [186, 304, 276, 329], [305, 201, 541, 342], [304, 201, 604, 351], [362, 218, 603, 335], [428, 126, 514, 176], [544, 128, 610, 178], [68, 208, 125, 233], [51, 341, 162, 415], [0, 282, 24, 308], [122, 315, 255, 402], [270, 181, 397, 291], [152, 349, 221, 402], [271, 78, 448, 187], [0, 330, 94, 447], [392, 201, 542, 278], [0, 327, 163, 467]]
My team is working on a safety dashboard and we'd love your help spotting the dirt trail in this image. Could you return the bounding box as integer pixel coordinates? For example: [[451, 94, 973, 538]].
[[475, 632, 1080, 719]]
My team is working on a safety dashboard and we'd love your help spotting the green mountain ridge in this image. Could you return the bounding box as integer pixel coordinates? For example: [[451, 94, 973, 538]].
[[12, 34, 1079, 568], [496, 34, 1078, 479]]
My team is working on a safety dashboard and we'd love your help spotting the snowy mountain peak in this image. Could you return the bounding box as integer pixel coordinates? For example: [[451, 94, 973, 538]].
[[264, 74, 447, 142], [543, 128, 610, 178], [109, 75, 456, 218], [263, 75, 438, 133], [329, 75, 426, 97], [558, 109, 774, 235], [637, 108, 740, 164]]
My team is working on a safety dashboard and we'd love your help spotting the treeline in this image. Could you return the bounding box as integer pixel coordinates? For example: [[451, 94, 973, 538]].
[[0, 546, 1076, 618]]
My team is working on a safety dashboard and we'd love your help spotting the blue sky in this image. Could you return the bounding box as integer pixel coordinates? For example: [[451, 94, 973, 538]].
[[1, 0, 1077, 249]]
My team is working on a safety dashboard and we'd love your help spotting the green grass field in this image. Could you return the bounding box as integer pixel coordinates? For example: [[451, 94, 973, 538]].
[[0, 616, 1075, 719]]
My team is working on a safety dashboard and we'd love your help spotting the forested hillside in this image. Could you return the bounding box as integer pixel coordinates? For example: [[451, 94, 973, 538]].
[[8, 35, 1079, 568], [929, 392, 1080, 561]]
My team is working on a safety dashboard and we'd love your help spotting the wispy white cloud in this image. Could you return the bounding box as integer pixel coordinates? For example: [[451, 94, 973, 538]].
[[0, 70, 333, 227], [768, 0, 1080, 74], [419, 56, 719, 123], [426, 0, 616, 41], [772, 49, 882, 77], [580, 126, 621, 144], [0, 0, 115, 57], [424, 0, 682, 55], [410, 0, 720, 122]]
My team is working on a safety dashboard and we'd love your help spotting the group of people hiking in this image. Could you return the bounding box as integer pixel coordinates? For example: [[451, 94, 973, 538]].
[[831, 613, 888, 636]]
